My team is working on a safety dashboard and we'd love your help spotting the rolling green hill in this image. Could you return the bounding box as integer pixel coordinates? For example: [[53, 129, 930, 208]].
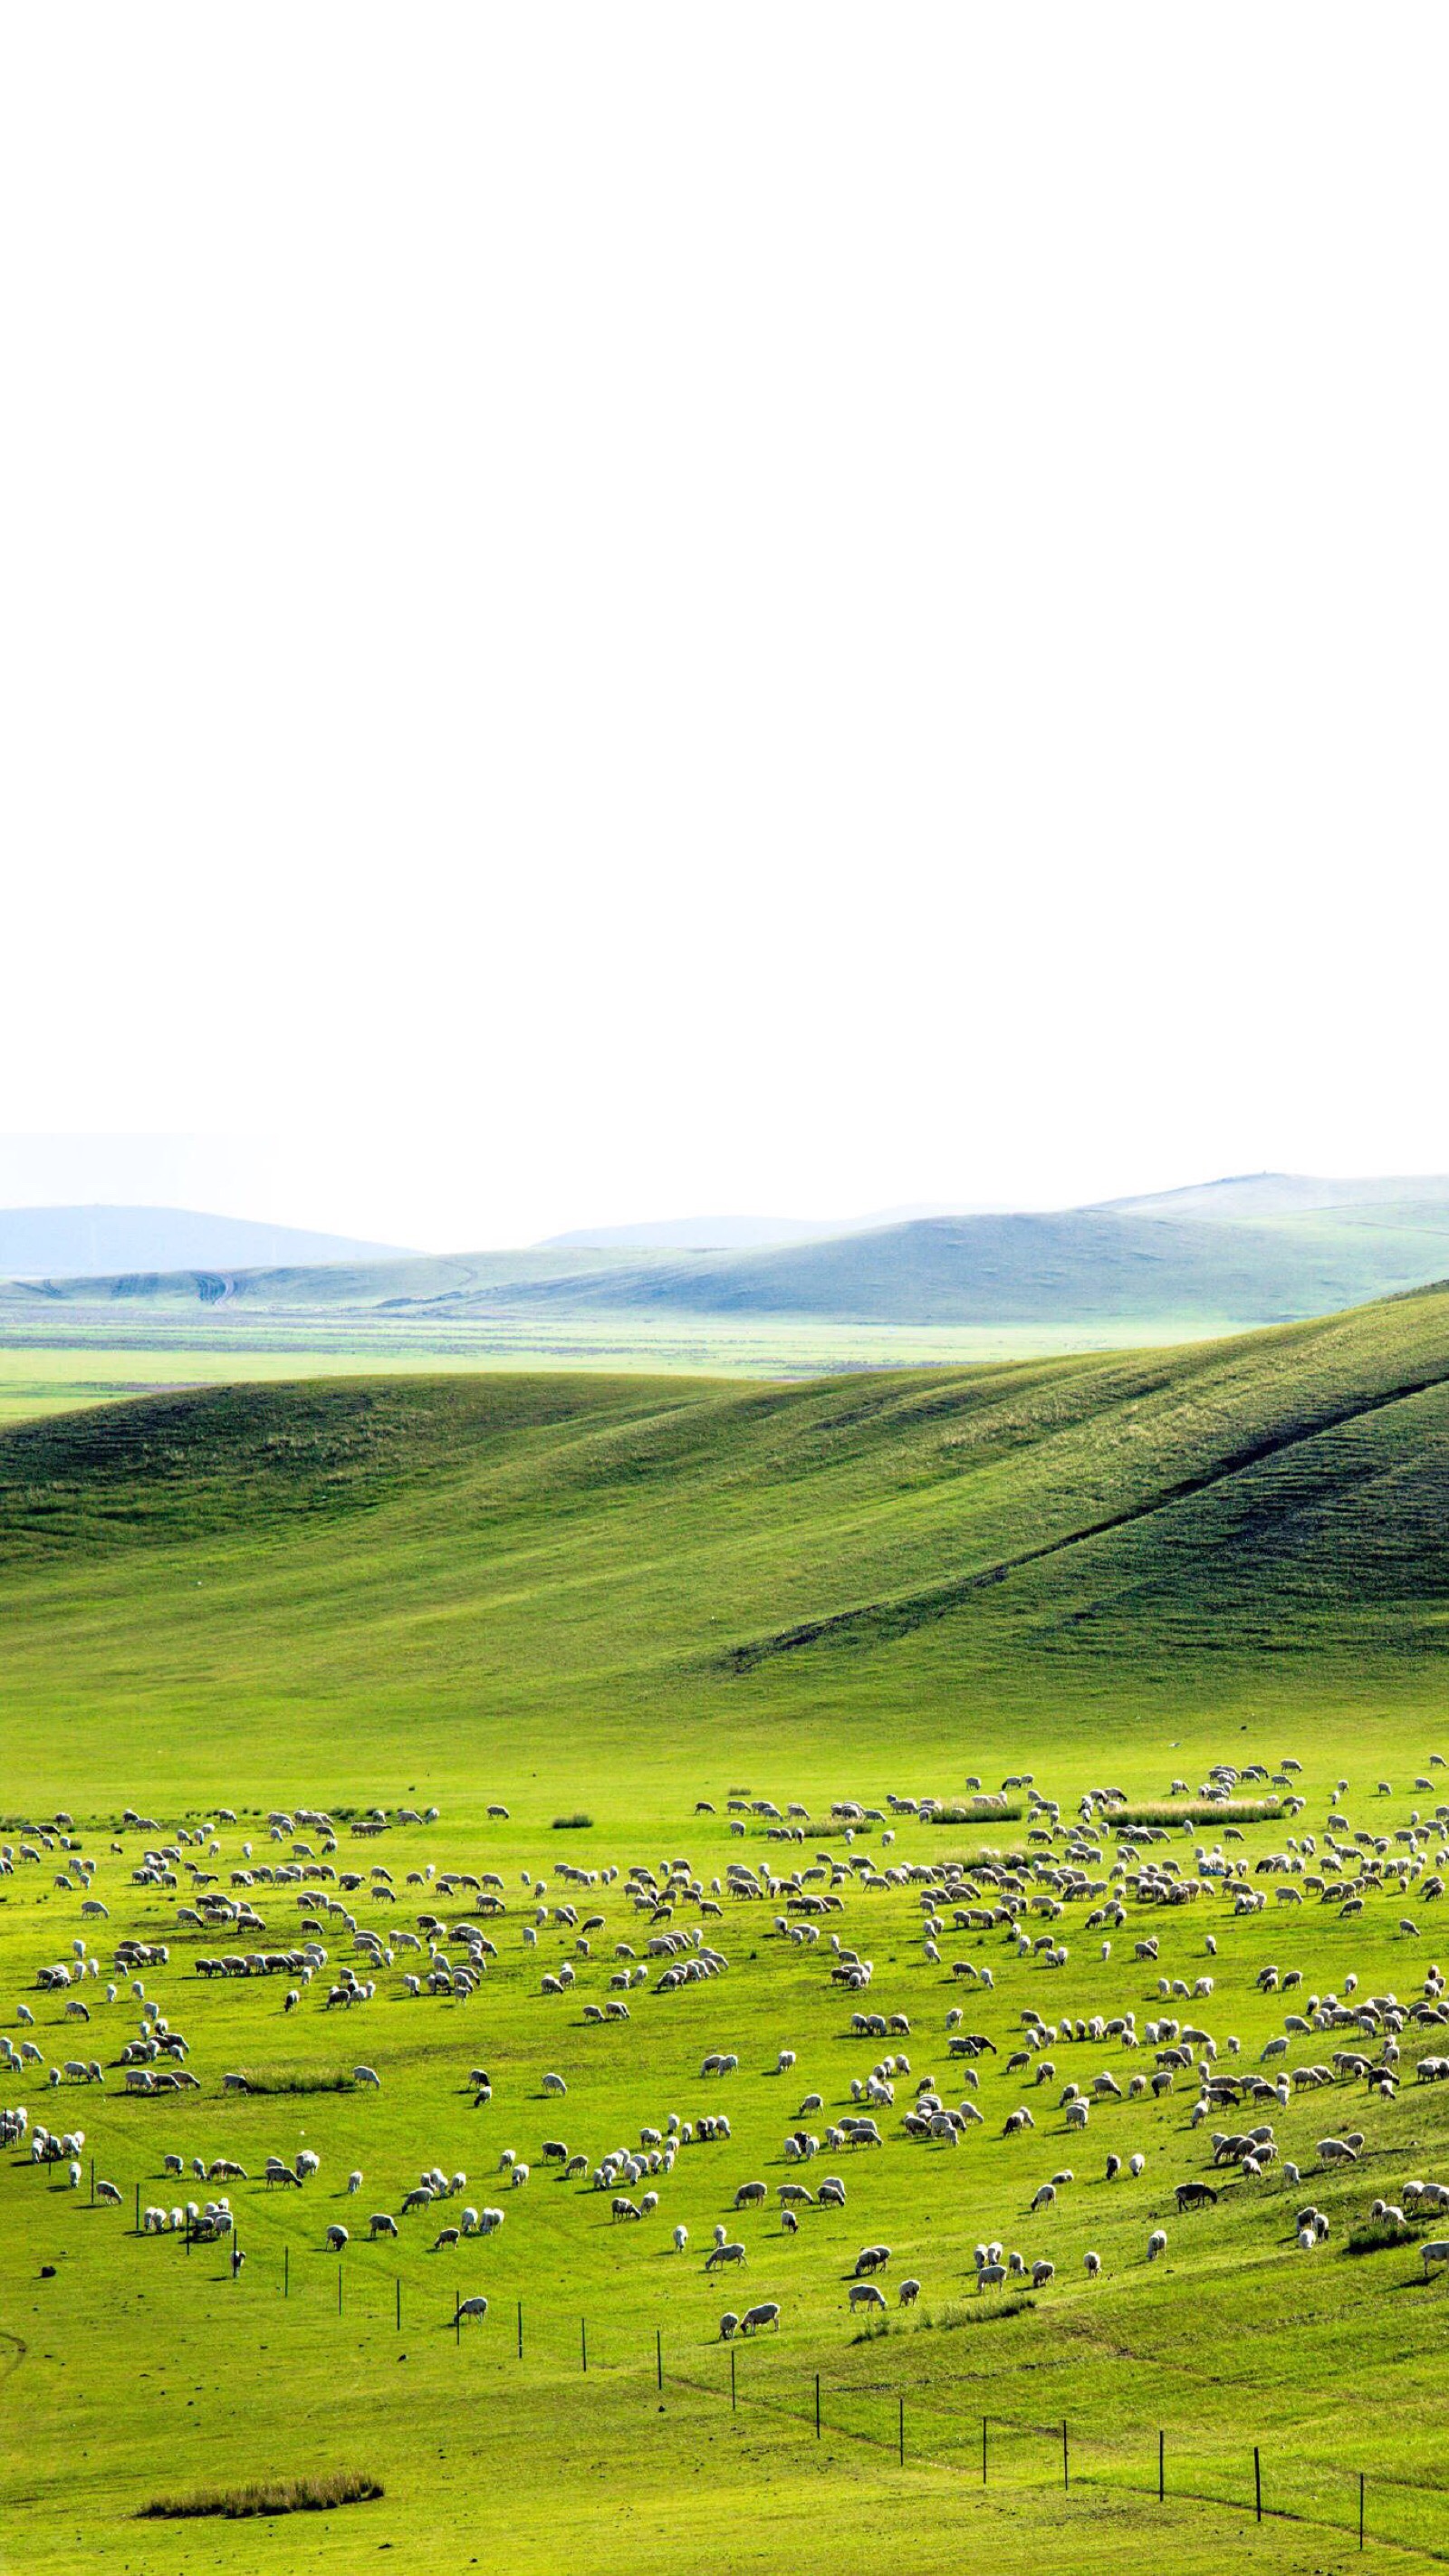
[[4, 1284, 1449, 1811]]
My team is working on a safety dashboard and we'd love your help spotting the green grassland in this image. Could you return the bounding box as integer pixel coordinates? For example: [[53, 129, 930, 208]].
[[0, 1315, 1255, 1408], [5, 1292, 1449, 2572]]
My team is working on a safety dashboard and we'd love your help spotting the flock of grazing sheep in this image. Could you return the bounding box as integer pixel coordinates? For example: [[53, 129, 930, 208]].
[[5, 1752, 1449, 2348]]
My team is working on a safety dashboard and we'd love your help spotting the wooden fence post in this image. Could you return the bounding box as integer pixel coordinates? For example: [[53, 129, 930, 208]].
[[1158, 2428, 1164, 2502], [1254, 2448, 1262, 2523], [815, 2373, 820, 2438]]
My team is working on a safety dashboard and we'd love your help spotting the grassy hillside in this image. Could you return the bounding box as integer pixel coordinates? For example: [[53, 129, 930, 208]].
[[3, 1287, 1449, 1810], [5, 1296, 1449, 2574]]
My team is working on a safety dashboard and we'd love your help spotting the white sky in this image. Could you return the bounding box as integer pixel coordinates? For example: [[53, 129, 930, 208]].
[[2, 6, 1446, 1252]]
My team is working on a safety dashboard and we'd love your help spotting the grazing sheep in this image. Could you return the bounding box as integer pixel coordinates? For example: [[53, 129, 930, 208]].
[[897, 2277, 921, 2305], [512, 2163, 530, 2187], [1032, 2260, 1055, 2287], [849, 2282, 887, 2312], [673, 2224, 688, 2252], [456, 2295, 489, 2321], [705, 2241, 747, 2271], [369, 2212, 398, 2237], [352, 2065, 380, 2089], [718, 2311, 741, 2340], [1084, 2250, 1101, 2278], [325, 2224, 349, 2251], [346, 2169, 363, 2195], [433, 2227, 461, 2251], [95, 2179, 121, 2206], [542, 2072, 567, 2096], [1421, 2240, 1449, 2279], [741, 2302, 781, 2333], [1147, 2229, 1167, 2262]]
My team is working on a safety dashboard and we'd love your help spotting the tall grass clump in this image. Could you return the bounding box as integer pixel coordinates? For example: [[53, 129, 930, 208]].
[[925, 1799, 1024, 1825], [1104, 1798, 1282, 1827], [552, 1812, 594, 1830], [139, 2471, 382, 2519], [1348, 2216, 1421, 2256], [931, 2294, 1036, 2330], [228, 2069, 356, 2095]]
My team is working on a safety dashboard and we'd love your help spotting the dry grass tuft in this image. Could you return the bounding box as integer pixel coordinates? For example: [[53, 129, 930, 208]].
[[139, 2470, 381, 2519]]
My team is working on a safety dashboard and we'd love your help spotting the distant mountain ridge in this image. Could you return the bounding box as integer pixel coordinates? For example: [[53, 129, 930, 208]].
[[6, 1175, 1449, 1342], [540, 1204, 997, 1249], [0, 1205, 410, 1278], [438, 1206, 1449, 1326], [1098, 1171, 1449, 1220]]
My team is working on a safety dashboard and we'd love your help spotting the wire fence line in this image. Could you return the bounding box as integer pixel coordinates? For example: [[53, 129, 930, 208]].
[[233, 2244, 1449, 2559], [26, 2188, 1449, 2562]]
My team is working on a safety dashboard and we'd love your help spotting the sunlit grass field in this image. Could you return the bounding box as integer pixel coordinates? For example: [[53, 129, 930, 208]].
[[5, 1293, 1449, 2571], [0, 1310, 1247, 1420]]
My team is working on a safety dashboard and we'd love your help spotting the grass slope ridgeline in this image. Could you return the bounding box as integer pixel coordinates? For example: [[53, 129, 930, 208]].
[[5, 1292, 1449, 2575]]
